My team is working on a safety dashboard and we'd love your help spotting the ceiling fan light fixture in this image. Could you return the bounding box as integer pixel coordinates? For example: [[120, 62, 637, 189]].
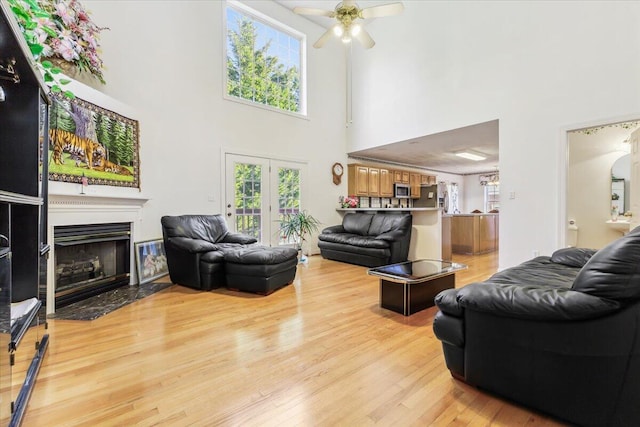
[[294, 1, 405, 49], [455, 151, 487, 161]]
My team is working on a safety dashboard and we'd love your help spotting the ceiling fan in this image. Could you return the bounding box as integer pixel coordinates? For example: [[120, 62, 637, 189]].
[[293, 1, 404, 49]]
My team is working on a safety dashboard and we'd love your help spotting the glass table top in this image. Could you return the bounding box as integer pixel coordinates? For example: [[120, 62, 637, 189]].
[[367, 259, 467, 284]]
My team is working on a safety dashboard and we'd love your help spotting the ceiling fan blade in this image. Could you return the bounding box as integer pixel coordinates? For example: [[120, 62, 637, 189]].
[[293, 7, 335, 17], [354, 27, 375, 49], [360, 2, 405, 19], [313, 26, 337, 48]]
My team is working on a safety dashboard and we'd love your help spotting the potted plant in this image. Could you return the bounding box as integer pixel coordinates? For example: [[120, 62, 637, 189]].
[[278, 210, 321, 263]]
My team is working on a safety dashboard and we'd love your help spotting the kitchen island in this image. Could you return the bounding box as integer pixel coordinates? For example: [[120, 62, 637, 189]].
[[336, 208, 442, 260], [449, 213, 499, 255]]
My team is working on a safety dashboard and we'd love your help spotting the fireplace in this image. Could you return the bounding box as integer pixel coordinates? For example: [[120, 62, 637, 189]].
[[54, 222, 131, 307]]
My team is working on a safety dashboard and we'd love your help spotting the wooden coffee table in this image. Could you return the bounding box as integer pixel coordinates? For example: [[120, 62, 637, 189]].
[[368, 259, 467, 316]]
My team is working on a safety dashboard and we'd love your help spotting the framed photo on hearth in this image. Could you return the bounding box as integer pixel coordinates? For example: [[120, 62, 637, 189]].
[[134, 239, 169, 284]]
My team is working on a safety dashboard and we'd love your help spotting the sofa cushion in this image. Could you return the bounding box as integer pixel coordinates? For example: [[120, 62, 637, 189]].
[[550, 247, 597, 268], [318, 232, 389, 249], [369, 213, 410, 236], [342, 213, 373, 235], [161, 215, 229, 243], [224, 246, 298, 265], [572, 226, 640, 301]]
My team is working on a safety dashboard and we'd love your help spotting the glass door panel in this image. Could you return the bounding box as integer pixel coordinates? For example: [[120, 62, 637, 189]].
[[225, 154, 269, 242], [272, 163, 302, 246]]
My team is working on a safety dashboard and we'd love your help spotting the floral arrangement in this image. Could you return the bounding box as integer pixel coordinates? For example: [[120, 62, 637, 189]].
[[7, 0, 107, 95], [342, 196, 359, 208]]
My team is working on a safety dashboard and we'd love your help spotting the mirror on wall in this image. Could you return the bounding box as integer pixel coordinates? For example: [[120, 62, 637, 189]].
[[611, 153, 630, 214]]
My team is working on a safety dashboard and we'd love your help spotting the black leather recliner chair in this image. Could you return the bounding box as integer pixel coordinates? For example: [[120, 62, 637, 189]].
[[317, 212, 412, 267], [160, 214, 257, 290], [433, 227, 640, 427]]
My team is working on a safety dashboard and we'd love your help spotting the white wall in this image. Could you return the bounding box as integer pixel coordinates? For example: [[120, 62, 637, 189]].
[[462, 174, 486, 214], [78, 0, 348, 248], [348, 1, 640, 268]]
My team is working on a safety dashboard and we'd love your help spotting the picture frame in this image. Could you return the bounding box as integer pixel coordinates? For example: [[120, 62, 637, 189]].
[[48, 92, 140, 188], [134, 239, 169, 284]]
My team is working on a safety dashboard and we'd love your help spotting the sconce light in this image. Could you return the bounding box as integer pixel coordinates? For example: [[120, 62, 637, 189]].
[[0, 58, 20, 84], [0, 86, 5, 102]]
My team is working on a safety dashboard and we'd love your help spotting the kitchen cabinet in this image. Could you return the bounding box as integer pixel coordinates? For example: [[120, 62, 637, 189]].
[[421, 174, 437, 185], [379, 168, 393, 197], [0, 4, 50, 425], [368, 167, 380, 196], [394, 170, 410, 184], [348, 164, 369, 196], [451, 214, 499, 255], [410, 173, 421, 199]]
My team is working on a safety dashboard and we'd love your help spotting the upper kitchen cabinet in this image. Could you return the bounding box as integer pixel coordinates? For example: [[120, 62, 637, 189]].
[[348, 164, 369, 196], [379, 168, 393, 197]]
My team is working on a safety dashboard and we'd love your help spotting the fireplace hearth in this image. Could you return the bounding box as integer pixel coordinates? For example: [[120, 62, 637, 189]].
[[54, 222, 131, 308]]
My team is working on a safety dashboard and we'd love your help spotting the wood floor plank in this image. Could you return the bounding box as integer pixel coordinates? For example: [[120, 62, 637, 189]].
[[21, 252, 566, 426]]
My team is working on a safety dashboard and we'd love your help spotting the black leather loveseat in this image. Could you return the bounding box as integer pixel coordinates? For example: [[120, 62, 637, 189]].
[[317, 212, 412, 267], [161, 214, 298, 293], [433, 227, 640, 427]]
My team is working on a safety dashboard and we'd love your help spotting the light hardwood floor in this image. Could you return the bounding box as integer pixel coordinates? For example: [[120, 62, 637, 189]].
[[23, 252, 566, 426]]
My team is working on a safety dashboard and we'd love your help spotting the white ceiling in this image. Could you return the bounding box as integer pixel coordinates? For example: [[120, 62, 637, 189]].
[[277, 0, 500, 175], [349, 120, 500, 175]]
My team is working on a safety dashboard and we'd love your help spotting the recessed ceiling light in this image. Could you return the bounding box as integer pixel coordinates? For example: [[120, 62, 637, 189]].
[[455, 151, 486, 161]]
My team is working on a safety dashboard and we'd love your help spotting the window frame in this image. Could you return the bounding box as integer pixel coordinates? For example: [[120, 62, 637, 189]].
[[223, 0, 307, 118], [484, 184, 500, 212]]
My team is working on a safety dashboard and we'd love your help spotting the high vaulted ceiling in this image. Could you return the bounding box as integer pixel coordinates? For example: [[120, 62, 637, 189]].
[[348, 120, 500, 175], [279, 1, 500, 175]]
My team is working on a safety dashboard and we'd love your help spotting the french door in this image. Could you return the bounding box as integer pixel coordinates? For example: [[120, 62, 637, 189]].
[[225, 154, 306, 247]]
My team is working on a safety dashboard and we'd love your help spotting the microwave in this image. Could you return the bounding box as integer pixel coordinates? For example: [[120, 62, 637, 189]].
[[394, 183, 411, 198]]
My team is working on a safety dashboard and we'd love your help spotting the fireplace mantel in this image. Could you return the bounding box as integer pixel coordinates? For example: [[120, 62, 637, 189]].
[[47, 190, 150, 314], [50, 192, 149, 207]]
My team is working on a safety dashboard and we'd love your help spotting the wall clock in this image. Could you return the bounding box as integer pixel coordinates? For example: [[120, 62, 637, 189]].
[[332, 162, 344, 185]]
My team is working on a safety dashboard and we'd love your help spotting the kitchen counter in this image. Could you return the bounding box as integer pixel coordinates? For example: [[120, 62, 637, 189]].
[[450, 213, 499, 255], [336, 207, 441, 212], [445, 212, 499, 217]]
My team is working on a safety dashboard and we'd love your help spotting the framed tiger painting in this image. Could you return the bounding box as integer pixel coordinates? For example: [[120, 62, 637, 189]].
[[48, 93, 140, 188]]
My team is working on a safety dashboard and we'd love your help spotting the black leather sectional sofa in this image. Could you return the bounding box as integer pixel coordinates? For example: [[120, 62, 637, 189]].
[[433, 227, 640, 426], [161, 214, 298, 294], [317, 212, 412, 267]]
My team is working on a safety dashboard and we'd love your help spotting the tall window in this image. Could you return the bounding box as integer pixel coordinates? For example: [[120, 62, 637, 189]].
[[485, 185, 500, 212], [225, 1, 306, 116]]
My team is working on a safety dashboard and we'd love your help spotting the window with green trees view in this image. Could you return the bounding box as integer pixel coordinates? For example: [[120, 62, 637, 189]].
[[225, 1, 305, 115]]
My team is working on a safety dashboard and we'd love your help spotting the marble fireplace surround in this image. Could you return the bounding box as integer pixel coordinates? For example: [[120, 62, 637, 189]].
[[47, 189, 149, 315]]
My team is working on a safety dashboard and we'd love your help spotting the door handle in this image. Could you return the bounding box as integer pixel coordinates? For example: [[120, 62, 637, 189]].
[[227, 212, 232, 217], [227, 204, 231, 208]]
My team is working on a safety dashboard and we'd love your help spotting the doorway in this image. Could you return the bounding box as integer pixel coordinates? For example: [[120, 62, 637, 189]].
[[224, 153, 307, 247], [564, 119, 640, 249]]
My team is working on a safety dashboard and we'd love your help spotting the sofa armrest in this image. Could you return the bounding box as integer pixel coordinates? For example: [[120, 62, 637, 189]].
[[167, 237, 218, 253], [457, 282, 620, 321], [222, 232, 257, 245], [435, 289, 463, 317], [321, 225, 345, 234], [550, 247, 597, 268]]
